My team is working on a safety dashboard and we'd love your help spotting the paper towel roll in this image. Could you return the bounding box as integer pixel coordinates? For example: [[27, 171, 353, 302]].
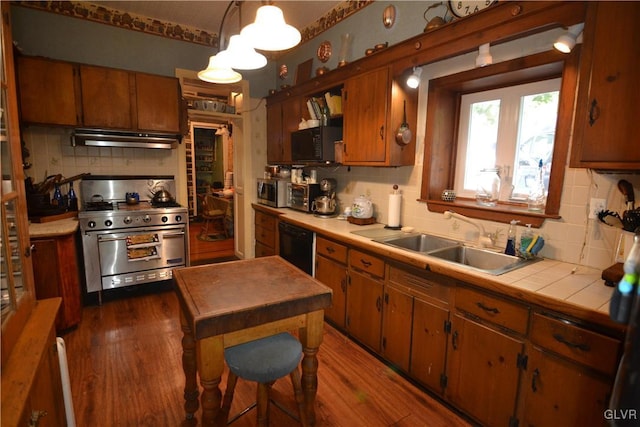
[[388, 193, 402, 227]]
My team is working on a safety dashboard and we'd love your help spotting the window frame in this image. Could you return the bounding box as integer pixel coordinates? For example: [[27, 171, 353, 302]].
[[419, 49, 580, 227]]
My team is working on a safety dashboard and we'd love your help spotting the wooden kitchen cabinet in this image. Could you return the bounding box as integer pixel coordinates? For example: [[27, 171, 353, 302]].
[[411, 297, 449, 393], [342, 66, 417, 166], [266, 93, 301, 164], [569, 1, 640, 169], [80, 64, 133, 130], [446, 287, 529, 427], [315, 236, 348, 328], [17, 56, 80, 126], [381, 283, 413, 372], [135, 72, 181, 133], [31, 233, 82, 332], [254, 209, 278, 257], [517, 312, 621, 427], [346, 249, 384, 352]]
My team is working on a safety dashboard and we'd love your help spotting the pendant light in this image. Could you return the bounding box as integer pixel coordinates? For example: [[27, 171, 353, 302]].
[[240, 4, 301, 51], [224, 34, 267, 70], [198, 51, 242, 84]]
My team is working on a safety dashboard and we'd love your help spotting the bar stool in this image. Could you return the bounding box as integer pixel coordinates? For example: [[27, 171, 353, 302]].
[[222, 332, 308, 426]]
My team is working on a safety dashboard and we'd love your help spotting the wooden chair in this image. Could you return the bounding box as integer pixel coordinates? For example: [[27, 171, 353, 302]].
[[198, 194, 227, 239], [221, 333, 308, 426]]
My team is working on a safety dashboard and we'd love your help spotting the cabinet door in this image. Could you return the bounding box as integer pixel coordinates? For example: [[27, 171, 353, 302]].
[[381, 284, 413, 371], [570, 2, 640, 169], [135, 73, 180, 133], [346, 269, 383, 352], [266, 95, 299, 163], [80, 65, 133, 129], [315, 254, 347, 328], [17, 56, 79, 126], [411, 298, 449, 393], [519, 346, 611, 427], [446, 314, 524, 427], [343, 67, 389, 163]]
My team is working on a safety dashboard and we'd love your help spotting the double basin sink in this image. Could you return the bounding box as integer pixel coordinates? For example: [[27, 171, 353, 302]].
[[370, 232, 537, 275]]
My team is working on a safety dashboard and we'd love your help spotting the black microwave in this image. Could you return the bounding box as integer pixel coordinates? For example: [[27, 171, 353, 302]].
[[291, 126, 342, 163]]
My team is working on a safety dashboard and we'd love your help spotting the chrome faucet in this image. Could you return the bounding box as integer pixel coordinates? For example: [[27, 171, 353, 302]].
[[444, 210, 495, 248]]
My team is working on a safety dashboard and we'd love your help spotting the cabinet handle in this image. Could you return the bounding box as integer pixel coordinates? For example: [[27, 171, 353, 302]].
[[379, 125, 384, 141], [589, 98, 600, 126], [340, 277, 347, 292], [552, 333, 591, 352], [452, 330, 459, 350], [531, 368, 540, 392], [376, 296, 382, 312], [326, 246, 335, 254], [29, 410, 48, 426], [25, 244, 35, 257], [476, 301, 500, 314], [360, 259, 372, 268]]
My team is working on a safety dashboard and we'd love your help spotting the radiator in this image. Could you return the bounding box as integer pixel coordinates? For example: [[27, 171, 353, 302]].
[[56, 337, 77, 427]]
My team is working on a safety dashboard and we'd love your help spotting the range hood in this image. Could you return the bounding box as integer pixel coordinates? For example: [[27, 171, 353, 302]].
[[71, 129, 180, 149]]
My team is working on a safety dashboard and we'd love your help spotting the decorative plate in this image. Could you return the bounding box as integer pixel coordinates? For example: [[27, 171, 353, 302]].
[[317, 40, 332, 63]]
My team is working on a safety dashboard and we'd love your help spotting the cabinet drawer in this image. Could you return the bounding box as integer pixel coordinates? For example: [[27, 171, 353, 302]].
[[255, 225, 275, 248], [255, 211, 277, 230], [316, 236, 347, 264], [455, 287, 529, 335], [349, 249, 385, 278], [530, 313, 621, 375], [388, 265, 451, 305]]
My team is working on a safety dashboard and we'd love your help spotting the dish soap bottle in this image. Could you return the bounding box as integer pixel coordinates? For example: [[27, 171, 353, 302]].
[[505, 220, 519, 256]]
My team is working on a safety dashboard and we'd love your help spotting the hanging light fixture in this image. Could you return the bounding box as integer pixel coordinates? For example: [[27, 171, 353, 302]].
[[224, 34, 267, 70], [406, 67, 423, 89], [240, 4, 301, 51], [475, 43, 493, 67], [198, 51, 242, 84], [553, 23, 584, 53]]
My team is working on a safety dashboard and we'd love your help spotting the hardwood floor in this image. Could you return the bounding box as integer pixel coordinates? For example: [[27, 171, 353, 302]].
[[188, 219, 236, 265], [64, 287, 472, 427]]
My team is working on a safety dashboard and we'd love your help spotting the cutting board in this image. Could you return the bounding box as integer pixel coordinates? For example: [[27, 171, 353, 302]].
[[30, 211, 78, 223]]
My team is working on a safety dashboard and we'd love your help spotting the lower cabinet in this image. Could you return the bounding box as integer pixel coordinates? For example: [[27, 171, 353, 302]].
[[411, 297, 450, 393], [254, 209, 278, 257], [31, 233, 82, 332], [315, 236, 348, 328], [346, 249, 384, 352], [381, 283, 413, 371]]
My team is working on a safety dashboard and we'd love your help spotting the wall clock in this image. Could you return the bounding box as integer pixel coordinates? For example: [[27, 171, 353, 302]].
[[317, 40, 332, 63], [449, 0, 497, 18]]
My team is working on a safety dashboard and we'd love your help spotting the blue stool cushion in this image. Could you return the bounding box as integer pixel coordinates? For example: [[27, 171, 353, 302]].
[[225, 333, 302, 384]]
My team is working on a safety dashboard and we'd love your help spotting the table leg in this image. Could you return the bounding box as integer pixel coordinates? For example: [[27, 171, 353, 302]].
[[299, 310, 324, 426], [180, 309, 199, 420], [197, 335, 225, 426]]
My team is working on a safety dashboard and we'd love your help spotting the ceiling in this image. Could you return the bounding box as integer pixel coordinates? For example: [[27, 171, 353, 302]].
[[90, 1, 344, 41]]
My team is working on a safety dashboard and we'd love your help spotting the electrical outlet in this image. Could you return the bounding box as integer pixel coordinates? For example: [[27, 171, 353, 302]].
[[589, 198, 607, 219]]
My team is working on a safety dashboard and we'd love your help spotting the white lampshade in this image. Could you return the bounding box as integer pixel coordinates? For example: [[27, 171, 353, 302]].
[[198, 51, 242, 84], [240, 5, 301, 51], [406, 67, 423, 89], [224, 35, 267, 70], [475, 43, 493, 67], [553, 23, 584, 54]]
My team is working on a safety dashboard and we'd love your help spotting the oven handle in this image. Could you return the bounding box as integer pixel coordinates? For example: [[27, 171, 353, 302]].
[[163, 232, 185, 238]]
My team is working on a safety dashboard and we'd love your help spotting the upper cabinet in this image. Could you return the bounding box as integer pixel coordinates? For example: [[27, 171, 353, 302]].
[[343, 66, 416, 166], [569, 1, 640, 170], [16, 56, 79, 126], [266, 91, 301, 164], [17, 56, 181, 134]]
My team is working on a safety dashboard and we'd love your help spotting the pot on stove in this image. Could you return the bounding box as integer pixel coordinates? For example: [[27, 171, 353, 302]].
[[150, 187, 175, 204], [312, 195, 336, 215]]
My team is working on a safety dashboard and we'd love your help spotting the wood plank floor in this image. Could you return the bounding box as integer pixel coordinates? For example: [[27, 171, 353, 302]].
[[64, 286, 472, 427], [188, 220, 236, 265]]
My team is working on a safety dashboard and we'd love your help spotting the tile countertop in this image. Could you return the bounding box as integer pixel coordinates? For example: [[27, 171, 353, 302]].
[[29, 218, 79, 238], [254, 205, 624, 333]]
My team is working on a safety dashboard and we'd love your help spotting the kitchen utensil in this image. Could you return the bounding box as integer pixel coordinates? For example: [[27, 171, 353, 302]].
[[618, 179, 635, 210], [126, 192, 140, 205], [395, 100, 412, 146], [312, 195, 336, 215], [598, 210, 624, 228], [623, 210, 640, 233], [352, 195, 373, 219], [150, 187, 174, 203]]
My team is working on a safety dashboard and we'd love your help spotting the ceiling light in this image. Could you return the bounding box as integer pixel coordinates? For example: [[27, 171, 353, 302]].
[[475, 43, 493, 67], [224, 34, 267, 70], [198, 51, 242, 84], [554, 23, 584, 53], [407, 67, 423, 89], [240, 4, 301, 51]]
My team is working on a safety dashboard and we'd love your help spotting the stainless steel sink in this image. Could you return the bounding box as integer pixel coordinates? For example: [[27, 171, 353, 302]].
[[427, 245, 538, 275], [374, 233, 460, 253]]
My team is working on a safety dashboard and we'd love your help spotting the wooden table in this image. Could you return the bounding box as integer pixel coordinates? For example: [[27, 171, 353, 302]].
[[173, 256, 332, 426]]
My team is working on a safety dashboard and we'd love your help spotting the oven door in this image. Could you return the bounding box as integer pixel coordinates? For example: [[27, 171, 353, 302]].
[[97, 225, 186, 280]]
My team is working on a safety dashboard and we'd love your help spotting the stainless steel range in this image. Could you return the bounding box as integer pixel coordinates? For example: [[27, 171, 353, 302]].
[[78, 175, 189, 302]]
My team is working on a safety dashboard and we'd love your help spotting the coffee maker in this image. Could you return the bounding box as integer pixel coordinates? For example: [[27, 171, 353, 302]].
[[312, 178, 337, 216]]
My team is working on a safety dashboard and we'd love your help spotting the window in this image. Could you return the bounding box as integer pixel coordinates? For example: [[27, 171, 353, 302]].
[[454, 79, 560, 203]]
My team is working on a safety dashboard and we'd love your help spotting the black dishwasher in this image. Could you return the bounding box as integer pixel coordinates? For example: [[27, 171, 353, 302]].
[[278, 222, 314, 275]]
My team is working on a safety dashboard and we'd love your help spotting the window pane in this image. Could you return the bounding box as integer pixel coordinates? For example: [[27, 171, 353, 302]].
[[463, 99, 500, 191], [511, 91, 559, 199]]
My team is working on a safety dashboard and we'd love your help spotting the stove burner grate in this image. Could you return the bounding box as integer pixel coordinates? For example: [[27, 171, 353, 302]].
[[151, 201, 182, 208], [85, 201, 114, 211]]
